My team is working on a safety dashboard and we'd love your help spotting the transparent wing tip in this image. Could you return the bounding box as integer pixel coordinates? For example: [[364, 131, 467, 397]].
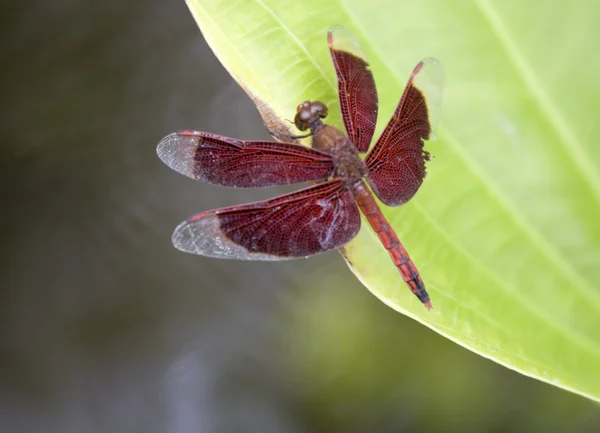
[[327, 25, 366, 60], [156, 131, 200, 178], [412, 58, 444, 140]]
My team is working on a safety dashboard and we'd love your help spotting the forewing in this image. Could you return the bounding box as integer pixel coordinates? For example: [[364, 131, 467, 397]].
[[171, 180, 361, 260], [157, 131, 334, 187], [328, 25, 378, 153], [366, 58, 444, 206]]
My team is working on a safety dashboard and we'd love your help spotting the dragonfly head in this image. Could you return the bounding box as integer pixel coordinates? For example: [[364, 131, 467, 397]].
[[294, 101, 328, 131]]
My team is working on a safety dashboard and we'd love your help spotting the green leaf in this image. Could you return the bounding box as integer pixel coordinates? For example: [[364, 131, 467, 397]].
[[185, 0, 600, 401]]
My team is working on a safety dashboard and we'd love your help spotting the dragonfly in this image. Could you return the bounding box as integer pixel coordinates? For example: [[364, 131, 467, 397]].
[[157, 25, 443, 309]]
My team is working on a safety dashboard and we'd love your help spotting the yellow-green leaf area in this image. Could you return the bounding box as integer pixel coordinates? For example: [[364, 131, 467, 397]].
[[186, 0, 600, 401]]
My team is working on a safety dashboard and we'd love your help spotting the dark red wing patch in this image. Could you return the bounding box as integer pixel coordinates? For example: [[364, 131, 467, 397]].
[[157, 131, 335, 188], [171, 180, 361, 260], [328, 25, 378, 153], [365, 58, 444, 206]]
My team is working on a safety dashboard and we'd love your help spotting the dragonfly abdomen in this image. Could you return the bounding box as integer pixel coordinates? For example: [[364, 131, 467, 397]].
[[352, 181, 432, 309]]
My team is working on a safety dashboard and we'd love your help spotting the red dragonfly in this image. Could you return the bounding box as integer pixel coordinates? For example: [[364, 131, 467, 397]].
[[157, 25, 443, 309]]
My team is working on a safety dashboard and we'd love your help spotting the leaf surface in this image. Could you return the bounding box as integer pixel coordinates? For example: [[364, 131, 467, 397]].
[[185, 0, 600, 401]]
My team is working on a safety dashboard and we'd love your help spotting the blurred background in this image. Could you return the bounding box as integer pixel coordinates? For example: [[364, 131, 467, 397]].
[[2, 1, 599, 432]]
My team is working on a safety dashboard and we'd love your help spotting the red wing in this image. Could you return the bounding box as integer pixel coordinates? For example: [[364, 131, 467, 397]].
[[365, 58, 444, 206], [157, 131, 334, 187], [328, 25, 378, 153], [171, 180, 360, 260]]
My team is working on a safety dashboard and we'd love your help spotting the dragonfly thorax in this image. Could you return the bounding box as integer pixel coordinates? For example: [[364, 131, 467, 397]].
[[330, 139, 368, 183]]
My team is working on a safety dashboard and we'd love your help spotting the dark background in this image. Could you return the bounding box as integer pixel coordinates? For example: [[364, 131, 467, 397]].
[[2, 1, 599, 432]]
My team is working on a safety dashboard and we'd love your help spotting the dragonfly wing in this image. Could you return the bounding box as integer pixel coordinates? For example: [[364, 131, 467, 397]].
[[366, 58, 444, 206], [328, 25, 378, 153], [157, 131, 334, 187], [172, 180, 361, 260]]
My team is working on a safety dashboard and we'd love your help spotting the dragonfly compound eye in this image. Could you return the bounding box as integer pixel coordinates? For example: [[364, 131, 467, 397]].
[[294, 109, 312, 131], [311, 101, 328, 119]]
